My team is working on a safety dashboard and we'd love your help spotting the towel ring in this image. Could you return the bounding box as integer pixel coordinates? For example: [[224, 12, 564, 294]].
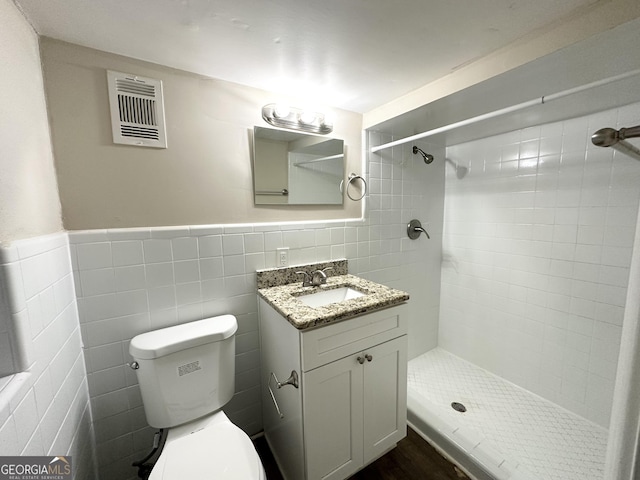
[[340, 173, 367, 201]]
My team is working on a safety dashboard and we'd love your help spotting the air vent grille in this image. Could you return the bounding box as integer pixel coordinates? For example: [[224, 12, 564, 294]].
[[107, 70, 167, 148], [115, 79, 156, 97], [121, 125, 160, 140], [117, 95, 158, 127]]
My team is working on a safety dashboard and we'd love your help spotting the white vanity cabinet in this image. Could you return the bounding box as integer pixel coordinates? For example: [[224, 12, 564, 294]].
[[259, 299, 408, 480]]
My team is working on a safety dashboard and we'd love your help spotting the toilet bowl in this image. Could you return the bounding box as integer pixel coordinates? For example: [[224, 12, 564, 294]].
[[129, 315, 266, 480], [149, 411, 265, 480]]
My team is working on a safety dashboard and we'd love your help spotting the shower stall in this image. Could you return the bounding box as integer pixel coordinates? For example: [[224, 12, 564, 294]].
[[366, 19, 640, 480]]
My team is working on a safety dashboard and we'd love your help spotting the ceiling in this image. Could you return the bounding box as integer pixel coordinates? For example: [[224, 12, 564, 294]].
[[15, 0, 599, 113], [371, 16, 640, 145]]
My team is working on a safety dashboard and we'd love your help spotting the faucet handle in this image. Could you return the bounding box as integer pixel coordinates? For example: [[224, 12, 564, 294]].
[[311, 269, 328, 286], [295, 271, 312, 287], [321, 266, 334, 275]]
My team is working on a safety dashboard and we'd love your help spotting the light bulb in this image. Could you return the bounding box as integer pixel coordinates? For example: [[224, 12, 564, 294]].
[[273, 104, 290, 118], [299, 111, 316, 125], [321, 114, 334, 129]]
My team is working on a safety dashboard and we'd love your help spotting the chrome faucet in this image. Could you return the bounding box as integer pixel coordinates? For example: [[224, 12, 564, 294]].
[[296, 266, 333, 287], [295, 271, 312, 287]]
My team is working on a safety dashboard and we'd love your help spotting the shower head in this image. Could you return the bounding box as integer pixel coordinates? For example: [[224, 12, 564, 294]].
[[445, 158, 468, 179], [413, 146, 434, 164]]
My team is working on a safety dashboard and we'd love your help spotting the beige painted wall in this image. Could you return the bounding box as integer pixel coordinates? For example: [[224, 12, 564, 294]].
[[363, 0, 640, 129], [39, 39, 363, 230], [0, 0, 62, 244]]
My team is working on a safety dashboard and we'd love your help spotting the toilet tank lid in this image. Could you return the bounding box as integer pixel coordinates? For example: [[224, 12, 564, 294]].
[[130, 315, 238, 360]]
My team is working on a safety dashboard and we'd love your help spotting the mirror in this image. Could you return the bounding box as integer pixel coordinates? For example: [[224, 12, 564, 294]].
[[253, 126, 344, 205]]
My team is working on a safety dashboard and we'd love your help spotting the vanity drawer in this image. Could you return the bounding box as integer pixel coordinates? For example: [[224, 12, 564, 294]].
[[300, 304, 407, 372]]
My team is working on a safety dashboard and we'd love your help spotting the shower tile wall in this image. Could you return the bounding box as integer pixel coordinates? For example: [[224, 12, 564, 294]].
[[70, 143, 444, 480], [0, 233, 96, 479], [440, 102, 640, 427], [368, 137, 446, 358]]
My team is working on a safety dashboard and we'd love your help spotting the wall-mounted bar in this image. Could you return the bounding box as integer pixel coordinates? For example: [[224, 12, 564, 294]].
[[256, 189, 289, 196], [370, 68, 640, 154], [294, 153, 343, 166]]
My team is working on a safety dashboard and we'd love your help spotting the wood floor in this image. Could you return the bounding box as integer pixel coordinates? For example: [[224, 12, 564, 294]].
[[254, 427, 469, 480]]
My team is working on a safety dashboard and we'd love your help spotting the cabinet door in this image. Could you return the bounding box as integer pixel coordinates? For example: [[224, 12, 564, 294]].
[[362, 336, 407, 462], [303, 354, 364, 480]]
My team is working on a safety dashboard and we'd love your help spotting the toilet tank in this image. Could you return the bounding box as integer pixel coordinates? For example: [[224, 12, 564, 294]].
[[129, 315, 238, 428]]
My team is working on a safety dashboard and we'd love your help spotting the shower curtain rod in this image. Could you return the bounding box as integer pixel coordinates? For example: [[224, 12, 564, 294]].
[[370, 68, 640, 153], [592, 125, 640, 161]]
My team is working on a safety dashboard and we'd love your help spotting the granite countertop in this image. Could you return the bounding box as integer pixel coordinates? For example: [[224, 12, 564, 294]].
[[258, 274, 409, 330]]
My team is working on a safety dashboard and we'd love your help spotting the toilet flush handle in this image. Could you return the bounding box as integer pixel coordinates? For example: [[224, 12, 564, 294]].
[[127, 361, 139, 370]]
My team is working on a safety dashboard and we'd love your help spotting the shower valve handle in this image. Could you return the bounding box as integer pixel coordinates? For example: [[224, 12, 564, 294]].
[[407, 219, 430, 240]]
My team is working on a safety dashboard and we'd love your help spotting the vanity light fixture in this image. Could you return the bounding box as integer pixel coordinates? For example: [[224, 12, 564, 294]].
[[262, 103, 333, 134]]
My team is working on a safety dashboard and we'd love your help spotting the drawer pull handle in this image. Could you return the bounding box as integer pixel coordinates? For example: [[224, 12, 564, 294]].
[[365, 354, 373, 362], [357, 356, 365, 364]]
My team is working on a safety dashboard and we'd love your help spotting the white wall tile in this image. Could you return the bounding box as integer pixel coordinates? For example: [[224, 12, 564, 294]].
[[173, 260, 200, 284], [175, 282, 201, 305], [198, 235, 223, 258], [112, 241, 144, 267], [143, 239, 172, 263], [80, 268, 115, 297], [222, 234, 245, 255], [171, 237, 198, 260], [144, 262, 174, 288], [87, 343, 125, 372], [263, 231, 283, 251], [223, 255, 245, 276], [115, 265, 146, 292], [243, 233, 264, 253], [76, 242, 112, 270], [13, 390, 38, 450], [88, 366, 127, 397]]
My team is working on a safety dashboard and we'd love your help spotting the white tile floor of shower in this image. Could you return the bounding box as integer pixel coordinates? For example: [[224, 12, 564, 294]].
[[407, 348, 608, 480]]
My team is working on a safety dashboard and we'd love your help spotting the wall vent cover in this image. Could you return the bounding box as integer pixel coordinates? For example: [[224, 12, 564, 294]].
[[107, 70, 167, 148]]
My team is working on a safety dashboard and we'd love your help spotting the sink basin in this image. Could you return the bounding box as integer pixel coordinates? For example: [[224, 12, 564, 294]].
[[297, 286, 365, 308]]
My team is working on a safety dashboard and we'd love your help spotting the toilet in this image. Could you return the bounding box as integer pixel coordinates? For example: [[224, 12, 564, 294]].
[[129, 314, 266, 479]]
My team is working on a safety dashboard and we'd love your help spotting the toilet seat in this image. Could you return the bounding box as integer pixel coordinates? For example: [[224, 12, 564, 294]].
[[149, 412, 265, 480]]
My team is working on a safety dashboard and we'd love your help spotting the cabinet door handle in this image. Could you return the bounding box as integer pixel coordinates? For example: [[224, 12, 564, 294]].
[[357, 356, 365, 364], [365, 354, 373, 362]]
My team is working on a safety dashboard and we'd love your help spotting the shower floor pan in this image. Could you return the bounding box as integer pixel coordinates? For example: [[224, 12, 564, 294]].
[[407, 348, 607, 480]]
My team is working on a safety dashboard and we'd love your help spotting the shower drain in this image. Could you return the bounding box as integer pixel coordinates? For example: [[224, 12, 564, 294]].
[[451, 402, 467, 413]]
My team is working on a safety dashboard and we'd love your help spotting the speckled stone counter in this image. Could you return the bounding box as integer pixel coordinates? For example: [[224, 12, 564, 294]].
[[258, 272, 409, 330]]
